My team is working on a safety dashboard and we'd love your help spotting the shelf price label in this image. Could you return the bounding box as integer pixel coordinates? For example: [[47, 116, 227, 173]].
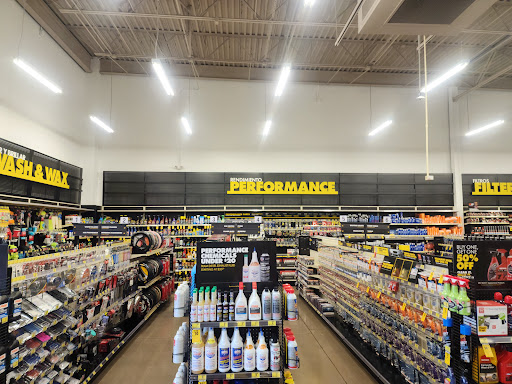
[[237, 321, 246, 327], [226, 373, 234, 379], [251, 321, 259, 327], [192, 329, 201, 344], [366, 287, 370, 294], [272, 372, 281, 378], [251, 373, 260, 378], [198, 375, 206, 380], [192, 323, 200, 329], [401, 302, 406, 311], [220, 322, 228, 328], [376, 291, 381, 299], [445, 346, 451, 365], [268, 320, 276, 326], [421, 312, 427, 322], [482, 343, 495, 359]]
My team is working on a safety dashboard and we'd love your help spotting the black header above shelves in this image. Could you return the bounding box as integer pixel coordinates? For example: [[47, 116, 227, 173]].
[[103, 172, 454, 207], [0, 138, 82, 205]]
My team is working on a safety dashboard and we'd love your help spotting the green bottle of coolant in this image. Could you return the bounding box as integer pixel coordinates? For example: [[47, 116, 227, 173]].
[[441, 276, 451, 309], [457, 279, 471, 316], [448, 277, 459, 312]]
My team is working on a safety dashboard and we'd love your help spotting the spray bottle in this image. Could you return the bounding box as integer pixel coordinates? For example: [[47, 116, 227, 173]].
[[448, 277, 459, 313], [458, 279, 471, 316]]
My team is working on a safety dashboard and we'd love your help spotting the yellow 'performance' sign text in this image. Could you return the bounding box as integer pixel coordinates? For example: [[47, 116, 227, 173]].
[[473, 182, 512, 195], [0, 153, 69, 189], [227, 181, 338, 195]]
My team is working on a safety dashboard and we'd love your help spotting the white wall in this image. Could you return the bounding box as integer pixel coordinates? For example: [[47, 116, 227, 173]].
[[3, 0, 512, 208]]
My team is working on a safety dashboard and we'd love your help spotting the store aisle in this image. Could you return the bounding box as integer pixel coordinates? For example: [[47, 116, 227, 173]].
[[94, 298, 378, 384]]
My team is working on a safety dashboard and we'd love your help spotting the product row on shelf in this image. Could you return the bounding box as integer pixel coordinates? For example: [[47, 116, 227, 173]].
[[0, 238, 174, 384]]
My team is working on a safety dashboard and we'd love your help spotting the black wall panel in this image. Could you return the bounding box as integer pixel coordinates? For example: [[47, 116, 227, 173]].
[[103, 172, 454, 207]]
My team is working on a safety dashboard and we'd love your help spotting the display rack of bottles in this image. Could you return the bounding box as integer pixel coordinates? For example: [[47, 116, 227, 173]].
[[296, 253, 319, 295], [301, 237, 452, 384]]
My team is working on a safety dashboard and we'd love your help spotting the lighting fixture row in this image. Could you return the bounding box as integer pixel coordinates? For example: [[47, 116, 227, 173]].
[[11, 57, 505, 137]]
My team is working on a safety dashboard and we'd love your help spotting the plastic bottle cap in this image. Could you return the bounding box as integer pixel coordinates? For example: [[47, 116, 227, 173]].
[[495, 292, 504, 301], [239, 282, 244, 290], [505, 296, 512, 305], [288, 336, 295, 341], [252, 282, 257, 289], [460, 324, 472, 336], [443, 318, 453, 327]]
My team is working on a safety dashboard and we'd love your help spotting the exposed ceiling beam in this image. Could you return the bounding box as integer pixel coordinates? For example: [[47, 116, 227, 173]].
[[57, 8, 512, 37], [16, 0, 92, 72], [454, 61, 512, 101]]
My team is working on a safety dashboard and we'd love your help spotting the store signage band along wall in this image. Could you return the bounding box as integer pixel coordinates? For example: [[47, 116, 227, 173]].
[[463, 174, 512, 206], [103, 172, 454, 207], [0, 139, 82, 204]]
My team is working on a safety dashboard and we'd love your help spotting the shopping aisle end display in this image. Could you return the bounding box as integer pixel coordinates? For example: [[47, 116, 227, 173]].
[[172, 240, 300, 384]]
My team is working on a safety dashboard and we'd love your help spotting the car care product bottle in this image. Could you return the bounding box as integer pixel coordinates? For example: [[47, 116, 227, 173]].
[[287, 288, 297, 321], [272, 288, 282, 320], [229, 291, 235, 321], [270, 339, 280, 371], [441, 276, 451, 308], [210, 286, 217, 322], [173, 327, 185, 363], [262, 288, 272, 320], [230, 327, 243, 372], [222, 293, 229, 321], [198, 287, 205, 322], [448, 277, 459, 312], [498, 249, 508, 280], [218, 328, 230, 373], [216, 291, 223, 322], [243, 254, 250, 282], [191, 331, 205, 374], [249, 282, 262, 320], [498, 349, 512, 383], [244, 329, 256, 372], [8, 288, 22, 321], [205, 328, 218, 374], [249, 248, 261, 282], [458, 279, 471, 315], [287, 336, 298, 369], [204, 287, 211, 321], [256, 329, 269, 372], [460, 324, 471, 364], [190, 288, 198, 322], [489, 251, 500, 281], [7, 336, 19, 370], [508, 250, 512, 280], [474, 346, 498, 384], [235, 282, 248, 321], [505, 295, 512, 334]]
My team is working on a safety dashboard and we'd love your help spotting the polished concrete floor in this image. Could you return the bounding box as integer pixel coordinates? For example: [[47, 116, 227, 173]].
[[94, 298, 378, 384]]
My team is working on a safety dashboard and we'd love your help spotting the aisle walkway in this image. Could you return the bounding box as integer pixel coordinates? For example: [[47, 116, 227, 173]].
[[94, 298, 378, 384]]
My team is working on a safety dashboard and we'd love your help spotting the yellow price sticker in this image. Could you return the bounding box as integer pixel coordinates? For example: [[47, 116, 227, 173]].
[[442, 307, 449, 319], [428, 271, 435, 281], [356, 282, 360, 288], [268, 320, 276, 326], [401, 302, 406, 311], [237, 321, 246, 327], [198, 375, 206, 380], [421, 312, 427, 322], [366, 287, 370, 294], [192, 323, 200, 329], [445, 346, 451, 365], [251, 373, 260, 378], [375, 246, 389, 256], [220, 322, 228, 328], [251, 321, 259, 327], [33, 272, 38, 278], [226, 373, 234, 379], [422, 348, 426, 354], [439, 275, 444, 284], [482, 343, 495, 358], [199, 382, 207, 384], [377, 291, 381, 299], [1, 317, 7, 324], [192, 329, 201, 344], [272, 372, 281, 378]]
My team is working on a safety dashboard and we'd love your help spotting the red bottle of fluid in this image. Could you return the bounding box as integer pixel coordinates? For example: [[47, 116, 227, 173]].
[[489, 252, 500, 281]]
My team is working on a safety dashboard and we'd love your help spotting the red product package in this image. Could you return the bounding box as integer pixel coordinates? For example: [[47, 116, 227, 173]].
[[24, 339, 41, 349]]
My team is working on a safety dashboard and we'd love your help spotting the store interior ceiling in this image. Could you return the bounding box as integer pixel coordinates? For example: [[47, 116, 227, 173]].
[[20, 0, 512, 91]]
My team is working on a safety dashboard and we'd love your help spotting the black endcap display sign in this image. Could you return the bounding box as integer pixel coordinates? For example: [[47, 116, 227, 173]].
[[197, 241, 277, 289]]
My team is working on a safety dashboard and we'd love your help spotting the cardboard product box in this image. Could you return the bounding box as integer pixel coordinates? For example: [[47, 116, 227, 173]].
[[477, 300, 508, 336]]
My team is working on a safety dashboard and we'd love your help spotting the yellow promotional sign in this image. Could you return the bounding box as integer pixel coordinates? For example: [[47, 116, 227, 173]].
[[227, 179, 338, 195], [0, 150, 69, 189], [473, 181, 512, 195]]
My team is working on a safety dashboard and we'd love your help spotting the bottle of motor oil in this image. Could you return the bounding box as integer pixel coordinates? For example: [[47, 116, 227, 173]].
[[0, 346, 6, 374]]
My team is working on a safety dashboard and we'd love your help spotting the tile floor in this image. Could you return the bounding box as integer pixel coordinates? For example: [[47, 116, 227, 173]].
[[94, 297, 378, 384]]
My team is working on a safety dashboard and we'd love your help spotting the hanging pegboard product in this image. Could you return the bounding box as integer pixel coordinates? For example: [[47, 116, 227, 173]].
[[131, 231, 163, 254]]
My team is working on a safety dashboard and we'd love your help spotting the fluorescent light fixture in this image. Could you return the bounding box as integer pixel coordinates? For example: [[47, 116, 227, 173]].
[[263, 120, 272, 136], [420, 61, 468, 93], [466, 119, 504, 136], [304, 0, 315, 6], [13, 58, 62, 94], [89, 116, 114, 133], [275, 64, 291, 97], [368, 120, 392, 136], [181, 116, 192, 135], [152, 59, 174, 96]]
